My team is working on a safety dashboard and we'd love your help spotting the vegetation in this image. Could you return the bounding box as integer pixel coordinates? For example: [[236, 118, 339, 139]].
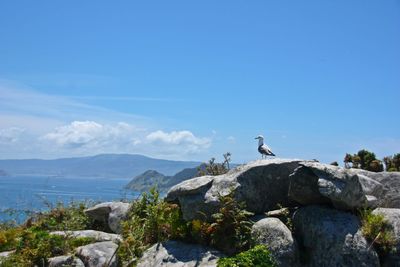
[[118, 187, 188, 266], [217, 245, 276, 267], [344, 150, 383, 172], [197, 152, 232, 176], [0, 201, 95, 266], [383, 153, 400, 172], [359, 209, 396, 254]]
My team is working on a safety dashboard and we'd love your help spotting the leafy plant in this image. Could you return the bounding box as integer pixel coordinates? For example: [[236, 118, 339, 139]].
[[209, 190, 254, 255], [217, 245, 276, 267], [359, 209, 396, 253], [118, 187, 188, 266], [197, 152, 232, 176]]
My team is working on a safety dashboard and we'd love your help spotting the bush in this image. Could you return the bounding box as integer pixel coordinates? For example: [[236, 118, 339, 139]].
[[217, 245, 276, 267], [209, 191, 254, 255], [118, 187, 188, 266], [360, 209, 396, 253]]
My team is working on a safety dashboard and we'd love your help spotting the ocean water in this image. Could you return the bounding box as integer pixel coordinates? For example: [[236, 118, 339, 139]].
[[0, 176, 139, 223]]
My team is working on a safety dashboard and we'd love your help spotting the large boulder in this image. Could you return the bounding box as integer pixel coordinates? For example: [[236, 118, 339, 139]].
[[75, 241, 118, 267], [48, 255, 85, 267], [137, 241, 225, 267], [289, 162, 400, 210], [293, 205, 380, 267], [251, 217, 299, 267], [166, 159, 308, 221], [84, 202, 130, 233], [372, 208, 400, 266], [50, 230, 122, 243]]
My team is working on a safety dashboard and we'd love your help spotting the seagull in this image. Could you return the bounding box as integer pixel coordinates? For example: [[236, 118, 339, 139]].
[[255, 135, 276, 159]]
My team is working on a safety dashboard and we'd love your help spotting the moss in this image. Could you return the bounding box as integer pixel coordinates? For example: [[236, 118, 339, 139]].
[[217, 245, 276, 267]]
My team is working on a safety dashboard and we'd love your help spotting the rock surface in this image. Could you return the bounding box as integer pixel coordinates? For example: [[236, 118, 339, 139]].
[[293, 205, 380, 267], [137, 241, 225, 267], [372, 208, 400, 266], [251, 217, 299, 267], [50, 230, 122, 243], [75, 241, 118, 267], [288, 162, 400, 210], [48, 255, 85, 267], [84, 202, 130, 233], [167, 159, 308, 220]]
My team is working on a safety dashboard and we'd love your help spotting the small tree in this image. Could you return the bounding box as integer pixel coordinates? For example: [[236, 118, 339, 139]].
[[197, 153, 232, 176]]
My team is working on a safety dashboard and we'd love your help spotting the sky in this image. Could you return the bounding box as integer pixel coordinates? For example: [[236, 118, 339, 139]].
[[0, 1, 399, 164]]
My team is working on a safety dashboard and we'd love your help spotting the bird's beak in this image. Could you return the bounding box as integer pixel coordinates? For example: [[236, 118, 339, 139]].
[[254, 137, 258, 139]]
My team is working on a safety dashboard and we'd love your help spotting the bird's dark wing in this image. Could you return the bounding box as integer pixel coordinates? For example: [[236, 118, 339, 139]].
[[259, 144, 275, 156]]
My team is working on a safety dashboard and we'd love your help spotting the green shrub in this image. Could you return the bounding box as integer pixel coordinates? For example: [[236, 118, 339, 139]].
[[217, 245, 276, 267], [360, 209, 396, 253], [118, 187, 189, 266], [1, 227, 94, 266], [32, 201, 92, 231]]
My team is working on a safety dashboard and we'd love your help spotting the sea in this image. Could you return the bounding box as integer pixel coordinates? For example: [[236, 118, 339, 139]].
[[0, 175, 139, 223]]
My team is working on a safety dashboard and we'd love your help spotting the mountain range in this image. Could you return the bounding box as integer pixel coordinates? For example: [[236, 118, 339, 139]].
[[0, 154, 200, 179]]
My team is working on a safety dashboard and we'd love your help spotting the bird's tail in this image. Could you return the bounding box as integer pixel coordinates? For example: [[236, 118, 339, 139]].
[[270, 152, 276, 156]]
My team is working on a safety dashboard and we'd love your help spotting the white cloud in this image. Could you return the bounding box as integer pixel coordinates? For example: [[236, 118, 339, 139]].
[[0, 127, 25, 144], [146, 130, 211, 154], [42, 121, 141, 150], [227, 136, 236, 143]]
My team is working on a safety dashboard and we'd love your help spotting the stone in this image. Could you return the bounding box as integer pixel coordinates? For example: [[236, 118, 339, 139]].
[[166, 159, 309, 221], [48, 255, 85, 267], [50, 230, 122, 243], [76, 241, 118, 267], [288, 162, 400, 210], [0, 250, 14, 264], [251, 217, 299, 267], [84, 201, 130, 233], [372, 208, 400, 267], [137, 240, 225, 267], [293, 205, 380, 267]]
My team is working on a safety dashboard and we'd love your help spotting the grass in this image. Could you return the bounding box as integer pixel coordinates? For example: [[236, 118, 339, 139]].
[[359, 209, 396, 254]]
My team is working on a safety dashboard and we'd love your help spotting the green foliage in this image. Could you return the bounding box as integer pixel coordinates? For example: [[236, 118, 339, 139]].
[[1, 227, 94, 266], [0, 200, 95, 266], [343, 149, 384, 172], [359, 209, 396, 253], [383, 154, 400, 172], [32, 201, 93, 231], [217, 245, 276, 267], [197, 152, 232, 176], [209, 190, 254, 255], [118, 187, 189, 266]]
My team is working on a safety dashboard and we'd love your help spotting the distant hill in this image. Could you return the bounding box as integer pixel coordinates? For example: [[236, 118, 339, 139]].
[[0, 170, 8, 176], [125, 165, 202, 193], [0, 154, 200, 179]]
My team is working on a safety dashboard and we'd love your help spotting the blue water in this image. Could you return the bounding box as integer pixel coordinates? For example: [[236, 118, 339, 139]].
[[0, 176, 139, 223]]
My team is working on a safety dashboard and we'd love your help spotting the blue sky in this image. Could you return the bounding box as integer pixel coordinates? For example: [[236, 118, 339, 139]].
[[0, 1, 399, 164]]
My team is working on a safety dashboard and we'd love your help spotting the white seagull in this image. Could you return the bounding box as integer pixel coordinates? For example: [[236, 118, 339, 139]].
[[255, 135, 275, 158]]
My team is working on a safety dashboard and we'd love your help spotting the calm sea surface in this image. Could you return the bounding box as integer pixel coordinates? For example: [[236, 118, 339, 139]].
[[0, 176, 139, 223]]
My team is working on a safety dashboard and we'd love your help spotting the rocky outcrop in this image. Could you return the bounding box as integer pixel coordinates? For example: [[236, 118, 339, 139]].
[[166, 159, 308, 221], [251, 217, 299, 267], [137, 241, 225, 267], [75, 241, 118, 267], [293, 205, 380, 267], [48, 255, 85, 267], [84, 202, 130, 233], [288, 162, 400, 210], [372, 208, 400, 266], [50, 230, 122, 243]]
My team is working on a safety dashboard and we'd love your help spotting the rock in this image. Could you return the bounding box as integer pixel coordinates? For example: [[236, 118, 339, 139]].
[[76, 241, 118, 267], [167, 159, 308, 221], [251, 217, 299, 267], [84, 201, 130, 233], [48, 255, 85, 267], [288, 162, 400, 210], [50, 230, 122, 243], [372, 208, 400, 266], [137, 240, 225, 267], [293, 205, 380, 267]]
